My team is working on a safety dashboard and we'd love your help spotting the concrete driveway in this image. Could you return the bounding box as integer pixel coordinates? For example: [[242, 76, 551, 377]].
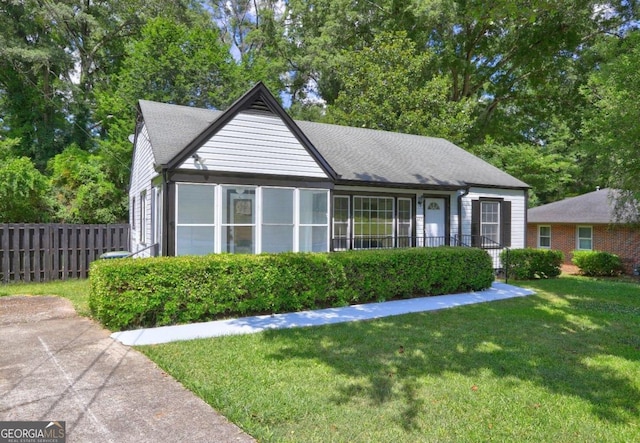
[[0, 295, 255, 443]]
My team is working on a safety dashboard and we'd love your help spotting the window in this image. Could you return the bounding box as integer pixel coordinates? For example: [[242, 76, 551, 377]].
[[333, 196, 350, 250], [140, 191, 147, 244], [353, 196, 394, 248], [132, 197, 136, 227], [176, 184, 215, 255], [299, 189, 329, 252], [471, 199, 511, 248], [397, 198, 412, 247], [577, 226, 592, 250], [538, 226, 551, 248], [262, 188, 294, 253], [480, 201, 500, 245]]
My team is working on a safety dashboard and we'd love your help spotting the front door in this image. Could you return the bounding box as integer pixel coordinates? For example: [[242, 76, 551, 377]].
[[424, 198, 446, 246]]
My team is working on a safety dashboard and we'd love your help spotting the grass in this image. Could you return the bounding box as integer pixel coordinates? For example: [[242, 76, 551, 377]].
[[2, 275, 639, 441], [137, 276, 640, 442], [0, 279, 91, 316]]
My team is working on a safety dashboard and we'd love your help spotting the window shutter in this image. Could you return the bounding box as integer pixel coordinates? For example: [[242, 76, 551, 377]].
[[501, 200, 511, 247], [471, 200, 480, 247]]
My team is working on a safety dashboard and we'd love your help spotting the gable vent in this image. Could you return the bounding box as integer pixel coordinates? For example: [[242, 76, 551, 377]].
[[248, 97, 270, 113]]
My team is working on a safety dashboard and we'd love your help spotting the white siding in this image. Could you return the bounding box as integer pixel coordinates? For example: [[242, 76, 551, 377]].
[[178, 112, 328, 178], [129, 124, 157, 257]]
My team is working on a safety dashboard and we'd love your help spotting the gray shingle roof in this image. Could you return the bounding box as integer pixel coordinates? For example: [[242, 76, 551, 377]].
[[138, 99, 529, 189], [296, 120, 528, 188], [528, 188, 622, 224], [139, 100, 223, 166]]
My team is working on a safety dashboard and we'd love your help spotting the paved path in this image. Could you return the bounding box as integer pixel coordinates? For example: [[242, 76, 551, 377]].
[[113, 282, 535, 346], [0, 296, 255, 443]]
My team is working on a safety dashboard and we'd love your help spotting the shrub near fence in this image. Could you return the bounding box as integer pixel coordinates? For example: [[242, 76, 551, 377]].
[[0, 224, 130, 283], [90, 247, 495, 331]]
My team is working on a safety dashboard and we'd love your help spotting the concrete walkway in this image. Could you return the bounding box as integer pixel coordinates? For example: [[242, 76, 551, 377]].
[[112, 282, 535, 346], [0, 296, 255, 443]]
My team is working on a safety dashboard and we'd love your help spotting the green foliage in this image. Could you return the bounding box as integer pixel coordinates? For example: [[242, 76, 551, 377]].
[[89, 248, 494, 330], [502, 248, 563, 280], [581, 30, 640, 221], [472, 137, 577, 205], [571, 250, 624, 277], [0, 139, 53, 222], [47, 145, 127, 223], [327, 31, 475, 145]]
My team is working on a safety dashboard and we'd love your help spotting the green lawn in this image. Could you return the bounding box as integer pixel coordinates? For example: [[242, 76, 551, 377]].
[[0, 279, 91, 316], [137, 276, 640, 442], [3, 275, 639, 441]]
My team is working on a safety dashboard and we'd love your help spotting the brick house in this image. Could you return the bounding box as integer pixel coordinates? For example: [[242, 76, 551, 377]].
[[527, 188, 640, 273]]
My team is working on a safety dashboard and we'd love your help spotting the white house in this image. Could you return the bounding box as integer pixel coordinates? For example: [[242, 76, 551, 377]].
[[129, 82, 529, 266]]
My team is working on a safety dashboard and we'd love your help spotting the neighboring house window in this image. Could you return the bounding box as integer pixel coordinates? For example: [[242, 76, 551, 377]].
[[132, 197, 136, 227], [262, 187, 294, 253], [538, 226, 551, 248], [353, 196, 394, 248], [140, 191, 147, 244], [299, 189, 329, 252], [397, 198, 412, 247], [333, 196, 350, 250], [176, 184, 216, 255], [471, 199, 511, 248], [577, 226, 593, 250]]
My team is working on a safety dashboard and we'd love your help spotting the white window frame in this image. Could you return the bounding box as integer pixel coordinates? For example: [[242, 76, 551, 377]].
[[576, 225, 593, 250], [480, 200, 500, 246], [538, 225, 551, 249], [397, 197, 413, 247], [140, 190, 147, 244], [261, 186, 295, 253], [353, 196, 395, 249], [332, 195, 351, 251], [298, 188, 330, 252], [175, 183, 217, 256]]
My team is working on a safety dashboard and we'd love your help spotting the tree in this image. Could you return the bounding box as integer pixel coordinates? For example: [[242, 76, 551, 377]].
[[48, 145, 126, 223], [326, 32, 475, 145], [0, 139, 53, 222], [581, 30, 640, 221], [279, 0, 638, 143], [471, 138, 576, 206]]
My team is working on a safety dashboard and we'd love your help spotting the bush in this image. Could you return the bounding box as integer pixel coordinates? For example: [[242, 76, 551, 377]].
[[501, 248, 563, 280], [90, 247, 495, 330], [571, 250, 624, 276]]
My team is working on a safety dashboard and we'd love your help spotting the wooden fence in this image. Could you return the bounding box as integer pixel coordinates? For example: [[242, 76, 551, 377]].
[[0, 224, 130, 283]]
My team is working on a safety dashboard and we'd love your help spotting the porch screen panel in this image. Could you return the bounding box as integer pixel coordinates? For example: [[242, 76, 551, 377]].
[[262, 188, 294, 253], [299, 189, 329, 252], [176, 184, 215, 255], [353, 196, 394, 249], [333, 196, 350, 250], [222, 186, 256, 254], [397, 198, 412, 247]]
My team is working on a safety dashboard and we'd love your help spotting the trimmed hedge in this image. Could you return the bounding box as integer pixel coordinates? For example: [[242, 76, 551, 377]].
[[501, 248, 563, 280], [89, 247, 495, 330], [571, 250, 624, 276]]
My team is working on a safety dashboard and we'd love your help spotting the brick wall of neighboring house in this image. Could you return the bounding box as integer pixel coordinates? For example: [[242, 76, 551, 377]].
[[527, 223, 640, 274]]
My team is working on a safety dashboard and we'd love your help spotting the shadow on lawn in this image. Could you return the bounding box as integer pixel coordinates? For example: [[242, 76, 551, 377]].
[[263, 280, 640, 429]]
